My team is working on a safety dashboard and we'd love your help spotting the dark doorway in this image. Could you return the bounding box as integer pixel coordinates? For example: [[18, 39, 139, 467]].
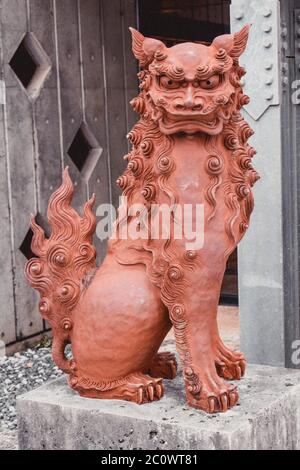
[[137, 0, 238, 306], [138, 0, 231, 44], [220, 248, 238, 306]]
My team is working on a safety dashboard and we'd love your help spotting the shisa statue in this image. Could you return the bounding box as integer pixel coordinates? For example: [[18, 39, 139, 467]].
[[25, 24, 259, 413]]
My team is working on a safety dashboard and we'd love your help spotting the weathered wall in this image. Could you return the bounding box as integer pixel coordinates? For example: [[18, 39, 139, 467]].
[[0, 0, 137, 352]]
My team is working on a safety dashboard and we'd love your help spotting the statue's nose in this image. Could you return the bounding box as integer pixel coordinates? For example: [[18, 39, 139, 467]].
[[184, 87, 195, 109], [174, 88, 204, 111]]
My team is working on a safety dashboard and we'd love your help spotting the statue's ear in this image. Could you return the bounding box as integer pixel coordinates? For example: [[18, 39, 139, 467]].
[[211, 24, 251, 58], [129, 27, 166, 68]]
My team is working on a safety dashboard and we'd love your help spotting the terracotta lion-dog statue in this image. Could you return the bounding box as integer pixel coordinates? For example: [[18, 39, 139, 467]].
[[25, 25, 259, 413]]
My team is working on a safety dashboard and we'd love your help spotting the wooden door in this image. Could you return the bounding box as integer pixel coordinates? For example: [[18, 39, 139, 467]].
[[0, 0, 137, 350]]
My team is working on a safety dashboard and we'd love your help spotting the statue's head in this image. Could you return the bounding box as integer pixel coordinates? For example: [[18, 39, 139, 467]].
[[130, 26, 250, 136]]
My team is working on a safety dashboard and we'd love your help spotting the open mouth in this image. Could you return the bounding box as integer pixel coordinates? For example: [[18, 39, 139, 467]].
[[159, 112, 223, 135]]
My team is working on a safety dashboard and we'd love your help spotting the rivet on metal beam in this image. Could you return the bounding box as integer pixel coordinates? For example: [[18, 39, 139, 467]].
[[282, 77, 288, 85], [297, 13, 300, 23], [264, 60, 273, 70], [282, 63, 288, 73], [263, 8, 272, 18], [263, 24, 272, 33], [265, 77, 273, 86], [234, 11, 244, 20], [263, 40, 272, 48], [265, 91, 274, 101], [281, 27, 288, 38]]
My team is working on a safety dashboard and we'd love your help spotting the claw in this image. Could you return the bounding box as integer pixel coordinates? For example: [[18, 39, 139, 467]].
[[220, 394, 228, 412], [148, 385, 154, 401], [216, 361, 226, 374], [208, 397, 216, 414], [156, 384, 162, 399], [137, 387, 144, 405], [229, 391, 238, 407], [158, 382, 165, 398], [235, 364, 242, 380], [216, 363, 225, 370], [240, 360, 246, 376], [170, 362, 177, 379]]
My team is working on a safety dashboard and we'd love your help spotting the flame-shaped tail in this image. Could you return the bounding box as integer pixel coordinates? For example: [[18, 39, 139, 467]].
[[25, 168, 97, 372]]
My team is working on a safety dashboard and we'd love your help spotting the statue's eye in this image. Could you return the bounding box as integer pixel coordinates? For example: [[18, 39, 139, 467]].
[[199, 75, 220, 90], [160, 76, 180, 89]]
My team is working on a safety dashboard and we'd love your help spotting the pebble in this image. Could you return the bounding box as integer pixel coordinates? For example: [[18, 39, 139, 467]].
[[0, 347, 65, 431]]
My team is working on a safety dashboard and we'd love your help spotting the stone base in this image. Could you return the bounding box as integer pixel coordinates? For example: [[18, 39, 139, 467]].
[[17, 364, 300, 450]]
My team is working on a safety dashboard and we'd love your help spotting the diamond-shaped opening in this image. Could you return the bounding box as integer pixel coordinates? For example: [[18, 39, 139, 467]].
[[68, 123, 103, 183], [20, 212, 50, 260], [9, 32, 51, 101]]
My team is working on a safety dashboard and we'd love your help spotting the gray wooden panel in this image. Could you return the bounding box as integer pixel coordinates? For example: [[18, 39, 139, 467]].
[[29, 0, 63, 215], [1, 0, 43, 340], [0, 0, 52, 342], [0, 0, 29, 88], [79, 0, 110, 261], [121, 0, 138, 137], [55, 0, 87, 209], [101, 0, 130, 209], [0, 89, 16, 345]]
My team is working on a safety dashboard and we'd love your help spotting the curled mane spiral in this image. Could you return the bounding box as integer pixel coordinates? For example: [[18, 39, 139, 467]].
[[204, 59, 259, 256]]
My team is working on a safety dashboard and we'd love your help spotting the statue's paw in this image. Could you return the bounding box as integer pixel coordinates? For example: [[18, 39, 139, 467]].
[[214, 342, 246, 380], [215, 358, 246, 381], [70, 372, 164, 404], [124, 373, 165, 405], [148, 352, 178, 380], [215, 350, 247, 380], [186, 369, 239, 413]]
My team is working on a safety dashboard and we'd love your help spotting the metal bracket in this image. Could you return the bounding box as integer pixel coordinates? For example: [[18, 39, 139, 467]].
[[231, 0, 280, 121], [294, 10, 300, 81]]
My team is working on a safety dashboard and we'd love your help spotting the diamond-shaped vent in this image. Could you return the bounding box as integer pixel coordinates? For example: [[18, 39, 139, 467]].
[[9, 32, 51, 101], [20, 213, 50, 260], [68, 123, 103, 182]]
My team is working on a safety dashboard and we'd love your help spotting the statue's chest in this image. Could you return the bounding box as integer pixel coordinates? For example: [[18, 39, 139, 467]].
[[169, 137, 211, 205]]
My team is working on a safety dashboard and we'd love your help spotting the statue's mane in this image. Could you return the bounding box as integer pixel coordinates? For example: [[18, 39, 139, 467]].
[[109, 58, 259, 282]]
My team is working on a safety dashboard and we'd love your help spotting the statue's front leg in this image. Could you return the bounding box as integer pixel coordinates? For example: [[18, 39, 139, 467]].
[[162, 262, 239, 413]]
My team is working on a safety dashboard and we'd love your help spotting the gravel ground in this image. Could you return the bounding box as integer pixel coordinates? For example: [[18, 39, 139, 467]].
[[0, 347, 64, 450]]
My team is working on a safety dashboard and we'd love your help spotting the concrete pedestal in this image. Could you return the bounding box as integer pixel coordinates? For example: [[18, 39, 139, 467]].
[[17, 365, 300, 450]]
